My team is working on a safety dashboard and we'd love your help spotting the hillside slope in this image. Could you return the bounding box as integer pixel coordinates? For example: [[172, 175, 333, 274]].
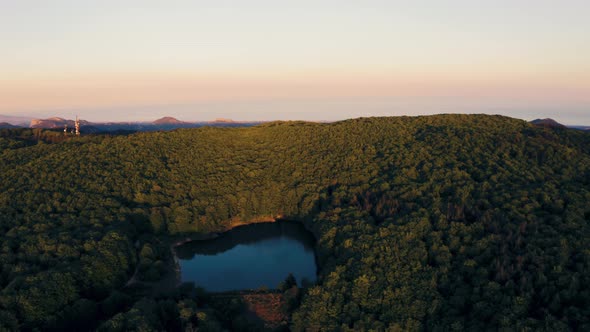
[[0, 114, 589, 330]]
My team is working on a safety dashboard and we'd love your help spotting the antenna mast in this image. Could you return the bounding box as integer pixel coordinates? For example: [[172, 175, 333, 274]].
[[75, 115, 80, 136]]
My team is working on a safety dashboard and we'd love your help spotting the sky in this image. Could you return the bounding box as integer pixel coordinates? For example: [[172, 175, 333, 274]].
[[1, 0, 589, 124]]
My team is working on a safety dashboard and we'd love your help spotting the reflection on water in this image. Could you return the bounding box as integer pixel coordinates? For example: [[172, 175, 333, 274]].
[[176, 221, 317, 292]]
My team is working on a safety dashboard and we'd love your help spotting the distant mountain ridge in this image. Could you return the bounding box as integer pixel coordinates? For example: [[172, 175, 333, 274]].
[[0, 114, 33, 126], [568, 125, 590, 131], [0, 122, 19, 129], [30, 117, 91, 129], [27, 116, 263, 132], [22, 115, 589, 132]]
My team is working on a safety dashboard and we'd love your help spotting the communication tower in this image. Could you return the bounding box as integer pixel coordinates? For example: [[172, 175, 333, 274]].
[[75, 116, 80, 136]]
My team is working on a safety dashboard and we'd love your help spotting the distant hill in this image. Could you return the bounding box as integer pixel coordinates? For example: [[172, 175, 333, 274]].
[[30, 117, 91, 129], [0, 122, 19, 129], [0, 114, 32, 126], [530, 118, 566, 128], [153, 116, 185, 125], [30, 117, 68, 128], [211, 118, 235, 123]]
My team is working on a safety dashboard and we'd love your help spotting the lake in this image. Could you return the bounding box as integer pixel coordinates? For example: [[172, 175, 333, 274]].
[[175, 220, 317, 292]]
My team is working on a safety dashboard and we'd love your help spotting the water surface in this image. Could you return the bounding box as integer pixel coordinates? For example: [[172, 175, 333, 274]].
[[176, 221, 317, 292]]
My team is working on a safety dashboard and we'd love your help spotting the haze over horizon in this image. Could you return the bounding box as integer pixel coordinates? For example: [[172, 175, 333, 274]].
[[1, 1, 589, 124]]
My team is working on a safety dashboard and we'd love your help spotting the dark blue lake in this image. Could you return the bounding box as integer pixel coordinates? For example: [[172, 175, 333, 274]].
[[175, 221, 317, 292]]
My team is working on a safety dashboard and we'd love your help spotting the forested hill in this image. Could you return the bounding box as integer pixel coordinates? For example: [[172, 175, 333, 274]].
[[1, 114, 590, 331]]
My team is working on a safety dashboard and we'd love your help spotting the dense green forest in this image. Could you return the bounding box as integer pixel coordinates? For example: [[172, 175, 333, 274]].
[[1, 114, 589, 331]]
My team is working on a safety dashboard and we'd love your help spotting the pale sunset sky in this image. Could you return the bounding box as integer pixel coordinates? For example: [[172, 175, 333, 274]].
[[1, 0, 589, 124]]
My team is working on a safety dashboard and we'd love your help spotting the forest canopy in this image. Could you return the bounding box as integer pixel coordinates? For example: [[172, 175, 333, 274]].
[[1, 114, 589, 331]]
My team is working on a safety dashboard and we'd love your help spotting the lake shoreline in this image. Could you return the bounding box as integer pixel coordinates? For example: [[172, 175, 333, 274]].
[[124, 217, 318, 296], [170, 217, 318, 291]]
